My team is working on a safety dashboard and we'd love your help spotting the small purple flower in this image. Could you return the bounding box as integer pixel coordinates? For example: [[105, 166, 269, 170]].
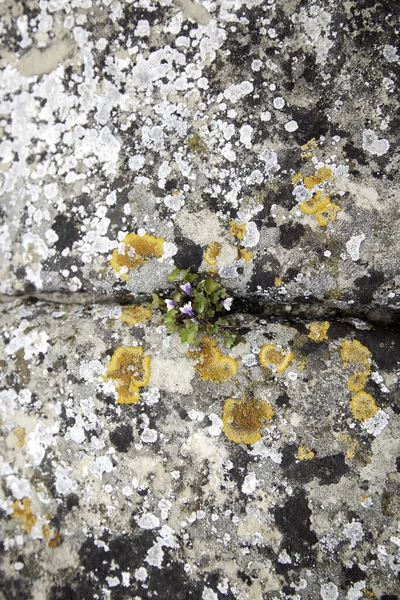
[[180, 282, 192, 295], [222, 297, 233, 311], [180, 301, 194, 317], [165, 299, 177, 311]]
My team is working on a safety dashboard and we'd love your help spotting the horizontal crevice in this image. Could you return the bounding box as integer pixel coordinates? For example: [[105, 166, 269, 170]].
[[1, 292, 400, 325]]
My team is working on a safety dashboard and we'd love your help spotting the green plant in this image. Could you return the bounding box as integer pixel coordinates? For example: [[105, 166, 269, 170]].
[[152, 268, 238, 347]]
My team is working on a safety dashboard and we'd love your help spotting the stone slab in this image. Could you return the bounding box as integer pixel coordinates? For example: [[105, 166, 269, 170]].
[[0, 1, 399, 309], [0, 300, 399, 598]]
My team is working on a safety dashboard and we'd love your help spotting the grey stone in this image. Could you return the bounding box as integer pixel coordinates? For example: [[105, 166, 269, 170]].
[[0, 0, 399, 309], [0, 301, 399, 599]]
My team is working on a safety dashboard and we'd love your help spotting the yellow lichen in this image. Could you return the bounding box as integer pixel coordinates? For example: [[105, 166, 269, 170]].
[[308, 321, 330, 342], [189, 336, 238, 383], [299, 191, 341, 227], [110, 233, 165, 280], [350, 391, 378, 421], [238, 248, 253, 262], [291, 172, 303, 184], [338, 432, 358, 459], [14, 427, 25, 448], [222, 395, 274, 444], [105, 346, 151, 404], [11, 498, 37, 534], [187, 133, 208, 153], [48, 529, 61, 548], [303, 166, 333, 190], [229, 221, 247, 240], [347, 371, 368, 392], [297, 445, 315, 461], [204, 241, 222, 266], [340, 339, 371, 374], [300, 138, 318, 159], [274, 277, 283, 286], [121, 305, 152, 326], [259, 344, 294, 373]]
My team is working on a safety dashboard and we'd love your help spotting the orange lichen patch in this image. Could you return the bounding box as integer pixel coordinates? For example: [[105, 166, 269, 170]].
[[291, 172, 303, 184], [308, 321, 330, 342], [338, 433, 358, 459], [297, 446, 315, 461], [11, 498, 37, 534], [347, 371, 368, 392], [259, 344, 294, 373], [274, 277, 283, 286], [189, 336, 238, 383], [42, 523, 51, 538], [360, 494, 369, 504], [300, 138, 318, 159], [341, 339, 371, 374], [110, 233, 165, 280], [300, 191, 341, 227], [208, 267, 217, 276], [303, 166, 333, 190], [238, 248, 252, 262], [204, 241, 222, 265], [222, 395, 274, 444], [121, 305, 152, 326], [105, 346, 151, 404], [14, 427, 25, 448], [350, 391, 378, 421], [48, 529, 61, 548], [229, 221, 246, 240]]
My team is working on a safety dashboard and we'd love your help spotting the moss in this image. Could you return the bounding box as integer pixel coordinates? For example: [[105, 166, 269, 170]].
[[105, 346, 151, 404], [259, 343, 294, 373], [222, 395, 274, 444], [110, 233, 165, 280]]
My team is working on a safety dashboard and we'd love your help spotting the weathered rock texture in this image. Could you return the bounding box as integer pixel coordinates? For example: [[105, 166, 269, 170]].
[[1, 301, 399, 599], [0, 0, 399, 309], [1, 1, 400, 600]]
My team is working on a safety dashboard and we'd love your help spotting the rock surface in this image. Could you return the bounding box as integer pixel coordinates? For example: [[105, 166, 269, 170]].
[[0, 0, 399, 309], [0, 301, 399, 599], [1, 1, 400, 600]]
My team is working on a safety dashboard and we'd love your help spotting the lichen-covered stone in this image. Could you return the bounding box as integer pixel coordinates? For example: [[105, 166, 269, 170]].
[[0, 0, 399, 311], [0, 301, 399, 599]]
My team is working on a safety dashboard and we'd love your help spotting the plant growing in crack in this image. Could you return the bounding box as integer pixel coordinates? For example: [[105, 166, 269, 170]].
[[151, 268, 239, 347]]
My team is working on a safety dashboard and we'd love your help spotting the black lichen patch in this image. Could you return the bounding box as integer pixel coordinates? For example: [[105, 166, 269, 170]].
[[173, 236, 203, 271], [354, 269, 385, 305], [53, 214, 81, 252], [109, 424, 134, 452], [281, 445, 349, 485], [248, 267, 276, 293], [279, 223, 305, 250], [274, 490, 317, 569], [276, 392, 291, 407], [146, 555, 203, 599]]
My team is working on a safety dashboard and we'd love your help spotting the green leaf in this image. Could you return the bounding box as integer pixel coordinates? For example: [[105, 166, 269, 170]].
[[184, 272, 197, 283], [152, 293, 163, 308], [167, 267, 182, 282], [205, 279, 221, 295], [193, 292, 206, 314], [164, 313, 177, 326], [223, 334, 237, 349], [206, 324, 218, 335], [210, 289, 224, 305]]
